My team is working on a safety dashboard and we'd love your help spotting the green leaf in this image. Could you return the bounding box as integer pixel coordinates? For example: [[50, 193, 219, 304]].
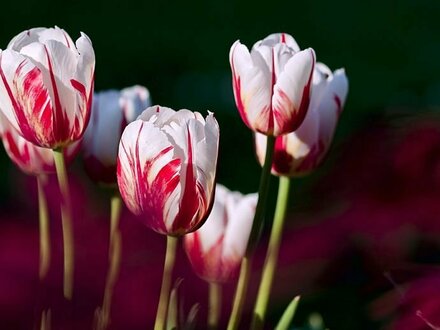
[[275, 296, 301, 330]]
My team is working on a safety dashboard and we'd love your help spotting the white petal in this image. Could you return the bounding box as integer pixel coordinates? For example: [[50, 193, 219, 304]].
[[222, 190, 257, 260], [272, 48, 315, 135], [137, 105, 176, 125], [120, 85, 151, 122], [84, 90, 122, 165], [253, 33, 300, 52]]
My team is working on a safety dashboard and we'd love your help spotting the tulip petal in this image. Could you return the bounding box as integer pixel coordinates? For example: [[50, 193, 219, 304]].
[[118, 120, 177, 233], [222, 192, 257, 261], [0, 49, 54, 146], [253, 33, 300, 53], [8, 27, 74, 51], [272, 48, 315, 135], [315, 68, 348, 147], [161, 111, 218, 234], [230, 41, 272, 133]]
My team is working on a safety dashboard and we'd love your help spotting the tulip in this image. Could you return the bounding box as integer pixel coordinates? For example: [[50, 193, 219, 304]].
[[83, 85, 151, 184], [184, 184, 257, 283], [117, 105, 220, 236], [255, 63, 349, 176], [0, 113, 80, 176], [229, 33, 315, 136], [0, 26, 95, 149]]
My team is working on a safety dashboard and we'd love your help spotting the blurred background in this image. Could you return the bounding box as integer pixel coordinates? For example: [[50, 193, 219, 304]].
[[1, 0, 440, 329]]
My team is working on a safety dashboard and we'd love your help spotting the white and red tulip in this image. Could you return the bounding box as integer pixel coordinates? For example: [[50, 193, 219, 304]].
[[117, 106, 220, 236], [230, 33, 315, 136], [83, 85, 151, 184], [184, 184, 257, 283], [255, 63, 349, 176], [0, 113, 80, 176], [0, 26, 95, 149]]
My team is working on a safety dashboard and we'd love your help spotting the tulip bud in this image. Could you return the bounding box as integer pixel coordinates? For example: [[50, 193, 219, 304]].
[[0, 113, 80, 175], [0, 26, 95, 149], [184, 184, 257, 283], [229, 33, 315, 136], [83, 85, 151, 184], [117, 106, 220, 236], [255, 63, 349, 176]]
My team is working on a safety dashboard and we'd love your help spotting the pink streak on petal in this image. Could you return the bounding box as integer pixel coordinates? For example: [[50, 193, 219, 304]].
[[0, 55, 40, 145], [171, 125, 206, 234], [231, 48, 251, 129], [272, 136, 293, 175], [334, 94, 342, 116]]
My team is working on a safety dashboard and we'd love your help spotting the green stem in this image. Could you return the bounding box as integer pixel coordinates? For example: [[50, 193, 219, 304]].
[[251, 176, 291, 330], [154, 235, 178, 330], [227, 135, 276, 330], [37, 175, 51, 280], [227, 256, 251, 330], [53, 149, 74, 300], [97, 193, 123, 330], [208, 282, 222, 330], [246, 135, 276, 257]]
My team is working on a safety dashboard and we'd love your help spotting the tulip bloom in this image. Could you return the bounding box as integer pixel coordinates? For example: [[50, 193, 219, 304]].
[[117, 106, 219, 236], [184, 184, 257, 283], [0, 26, 95, 149], [83, 85, 151, 184], [230, 33, 315, 136], [0, 113, 80, 176], [255, 63, 349, 176]]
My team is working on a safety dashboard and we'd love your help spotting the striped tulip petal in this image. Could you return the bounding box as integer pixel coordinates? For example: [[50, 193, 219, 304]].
[[255, 62, 349, 176], [0, 112, 80, 175], [117, 106, 219, 236], [0, 27, 95, 149], [229, 33, 316, 136], [184, 184, 257, 283]]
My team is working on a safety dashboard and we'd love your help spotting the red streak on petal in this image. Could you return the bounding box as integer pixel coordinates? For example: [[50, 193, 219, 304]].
[[62, 31, 71, 49], [334, 94, 342, 115], [0, 55, 41, 145], [4, 131, 30, 168], [277, 50, 315, 134], [186, 232, 227, 282], [281, 33, 286, 43], [231, 47, 251, 129], [171, 125, 205, 234], [272, 136, 293, 175], [44, 45, 68, 143]]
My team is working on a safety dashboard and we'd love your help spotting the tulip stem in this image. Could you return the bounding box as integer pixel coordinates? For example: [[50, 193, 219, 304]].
[[154, 235, 178, 330], [227, 256, 251, 330], [37, 175, 51, 280], [208, 282, 222, 329], [246, 135, 276, 256], [227, 135, 275, 330], [53, 149, 74, 300], [251, 176, 291, 330], [96, 192, 123, 330]]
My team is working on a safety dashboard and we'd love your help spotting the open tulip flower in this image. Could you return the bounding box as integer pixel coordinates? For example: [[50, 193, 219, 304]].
[[230, 33, 315, 136], [0, 26, 95, 149], [0, 113, 80, 176], [184, 184, 257, 283], [117, 106, 220, 236], [255, 62, 349, 176], [83, 85, 151, 184]]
